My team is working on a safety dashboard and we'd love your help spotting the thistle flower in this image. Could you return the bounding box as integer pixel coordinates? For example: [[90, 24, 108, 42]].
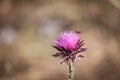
[[52, 31, 86, 64]]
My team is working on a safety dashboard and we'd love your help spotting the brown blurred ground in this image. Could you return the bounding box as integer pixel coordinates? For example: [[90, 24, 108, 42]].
[[0, 0, 120, 80]]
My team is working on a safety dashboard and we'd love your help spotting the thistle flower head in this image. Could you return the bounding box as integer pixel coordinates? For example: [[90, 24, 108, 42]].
[[52, 31, 86, 64], [55, 31, 79, 52]]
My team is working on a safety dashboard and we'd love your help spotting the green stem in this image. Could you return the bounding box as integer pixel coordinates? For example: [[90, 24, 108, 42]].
[[69, 62, 74, 80]]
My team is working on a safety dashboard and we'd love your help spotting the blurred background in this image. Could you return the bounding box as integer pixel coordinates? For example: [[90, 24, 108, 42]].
[[0, 0, 120, 80]]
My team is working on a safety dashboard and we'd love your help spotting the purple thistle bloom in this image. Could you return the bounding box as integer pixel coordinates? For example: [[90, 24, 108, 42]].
[[52, 31, 86, 64]]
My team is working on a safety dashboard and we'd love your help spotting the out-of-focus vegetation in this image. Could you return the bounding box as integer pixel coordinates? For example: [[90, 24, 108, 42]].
[[0, 0, 120, 80]]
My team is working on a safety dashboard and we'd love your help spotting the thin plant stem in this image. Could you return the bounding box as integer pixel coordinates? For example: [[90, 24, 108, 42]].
[[69, 62, 74, 80]]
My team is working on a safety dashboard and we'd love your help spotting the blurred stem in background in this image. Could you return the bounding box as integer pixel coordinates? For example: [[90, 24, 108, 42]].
[[109, 0, 120, 10]]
